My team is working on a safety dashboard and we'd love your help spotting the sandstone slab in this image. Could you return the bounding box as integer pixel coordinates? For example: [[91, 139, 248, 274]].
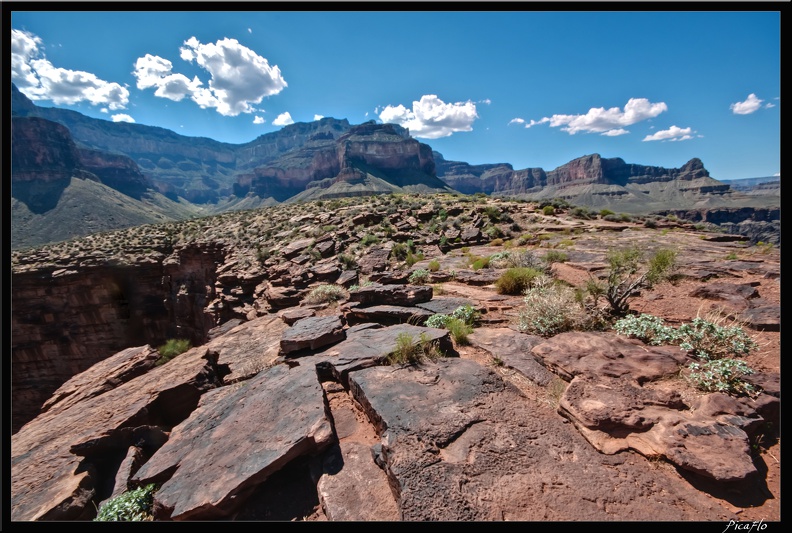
[[132, 363, 334, 520], [348, 283, 432, 307], [468, 328, 554, 386], [280, 315, 346, 355], [346, 304, 433, 326]]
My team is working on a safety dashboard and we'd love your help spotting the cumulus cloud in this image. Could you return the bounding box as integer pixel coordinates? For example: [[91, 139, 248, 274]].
[[272, 112, 294, 126], [730, 93, 763, 115], [642, 125, 693, 142], [253, 115, 265, 124], [133, 36, 287, 117], [378, 94, 479, 139], [601, 128, 629, 137], [314, 114, 324, 121], [538, 98, 668, 135], [11, 29, 129, 110], [508, 118, 525, 125], [524, 118, 550, 129], [111, 114, 135, 123]]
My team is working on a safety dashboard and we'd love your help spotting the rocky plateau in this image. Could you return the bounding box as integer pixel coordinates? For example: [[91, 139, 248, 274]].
[[9, 193, 781, 522]]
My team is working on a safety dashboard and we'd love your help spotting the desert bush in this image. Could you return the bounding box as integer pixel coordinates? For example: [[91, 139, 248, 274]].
[[613, 314, 677, 345], [517, 275, 586, 336], [599, 209, 615, 217], [451, 304, 480, 326], [425, 313, 451, 329], [391, 242, 409, 260], [337, 253, 357, 270], [495, 267, 543, 295], [361, 234, 380, 246], [686, 358, 758, 396], [446, 317, 473, 345], [94, 484, 157, 521], [542, 205, 555, 216], [598, 247, 677, 317], [674, 316, 759, 361], [428, 259, 441, 272], [156, 339, 191, 365], [405, 251, 424, 267], [543, 250, 568, 264], [387, 332, 443, 365], [303, 284, 348, 305], [409, 268, 431, 284]]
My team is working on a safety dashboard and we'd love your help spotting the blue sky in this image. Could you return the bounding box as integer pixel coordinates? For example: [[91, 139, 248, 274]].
[[9, 8, 781, 180]]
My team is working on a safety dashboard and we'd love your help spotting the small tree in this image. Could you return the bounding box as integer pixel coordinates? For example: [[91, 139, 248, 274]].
[[597, 247, 677, 317]]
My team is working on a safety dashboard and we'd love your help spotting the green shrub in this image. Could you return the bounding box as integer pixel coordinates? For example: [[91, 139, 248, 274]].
[[542, 205, 555, 216], [409, 268, 431, 284], [468, 255, 490, 270], [686, 358, 757, 396], [391, 243, 409, 260], [544, 250, 568, 264], [425, 313, 451, 329], [337, 253, 357, 270], [599, 209, 615, 217], [600, 247, 677, 316], [361, 234, 380, 246], [387, 332, 443, 365], [451, 304, 480, 326], [446, 317, 473, 345], [495, 267, 543, 295], [428, 259, 441, 272], [405, 251, 424, 267], [674, 317, 759, 361], [94, 484, 157, 521], [518, 275, 586, 336], [156, 339, 191, 366], [303, 284, 348, 305], [613, 314, 676, 345]]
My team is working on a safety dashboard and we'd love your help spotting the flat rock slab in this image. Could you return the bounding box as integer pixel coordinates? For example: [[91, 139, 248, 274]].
[[560, 376, 758, 482], [277, 307, 316, 326], [740, 304, 781, 331], [453, 269, 503, 286], [414, 296, 477, 315], [204, 314, 289, 383], [11, 347, 224, 521], [40, 344, 160, 416], [348, 283, 432, 307], [346, 358, 729, 521], [468, 328, 554, 386], [346, 305, 433, 325], [280, 314, 345, 355], [315, 324, 455, 384], [317, 441, 400, 521], [133, 363, 334, 520], [531, 331, 688, 384]]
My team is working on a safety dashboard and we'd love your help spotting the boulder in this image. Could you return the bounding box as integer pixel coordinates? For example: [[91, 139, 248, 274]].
[[280, 315, 346, 355]]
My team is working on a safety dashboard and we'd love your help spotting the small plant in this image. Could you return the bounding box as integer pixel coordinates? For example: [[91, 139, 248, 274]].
[[686, 358, 758, 396], [674, 316, 759, 361], [446, 317, 473, 345], [409, 268, 431, 284], [391, 242, 409, 260], [427, 259, 441, 272], [94, 484, 158, 521], [337, 253, 357, 270], [303, 284, 348, 305], [613, 314, 676, 345], [451, 304, 480, 326], [425, 313, 451, 329], [495, 267, 543, 295], [405, 250, 424, 267], [387, 332, 443, 365], [599, 209, 615, 217], [599, 247, 677, 317], [725, 252, 739, 260], [544, 250, 568, 264], [542, 205, 555, 216], [361, 234, 380, 246], [156, 339, 191, 366], [518, 275, 586, 337]]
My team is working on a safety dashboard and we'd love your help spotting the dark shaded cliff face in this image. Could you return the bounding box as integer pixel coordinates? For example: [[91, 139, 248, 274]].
[[11, 243, 226, 433]]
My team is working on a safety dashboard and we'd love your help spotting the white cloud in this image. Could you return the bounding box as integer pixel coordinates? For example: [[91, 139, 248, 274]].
[[378, 94, 479, 139], [764, 102, 775, 109], [272, 111, 294, 126], [601, 128, 629, 137], [508, 118, 525, 125], [11, 29, 129, 110], [642, 125, 693, 142], [111, 114, 135, 123], [253, 115, 265, 124], [248, 28, 252, 33], [479, 98, 491, 105], [134, 36, 287, 117], [524, 118, 550, 129], [314, 114, 324, 121], [539, 98, 667, 135], [730, 93, 763, 115]]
